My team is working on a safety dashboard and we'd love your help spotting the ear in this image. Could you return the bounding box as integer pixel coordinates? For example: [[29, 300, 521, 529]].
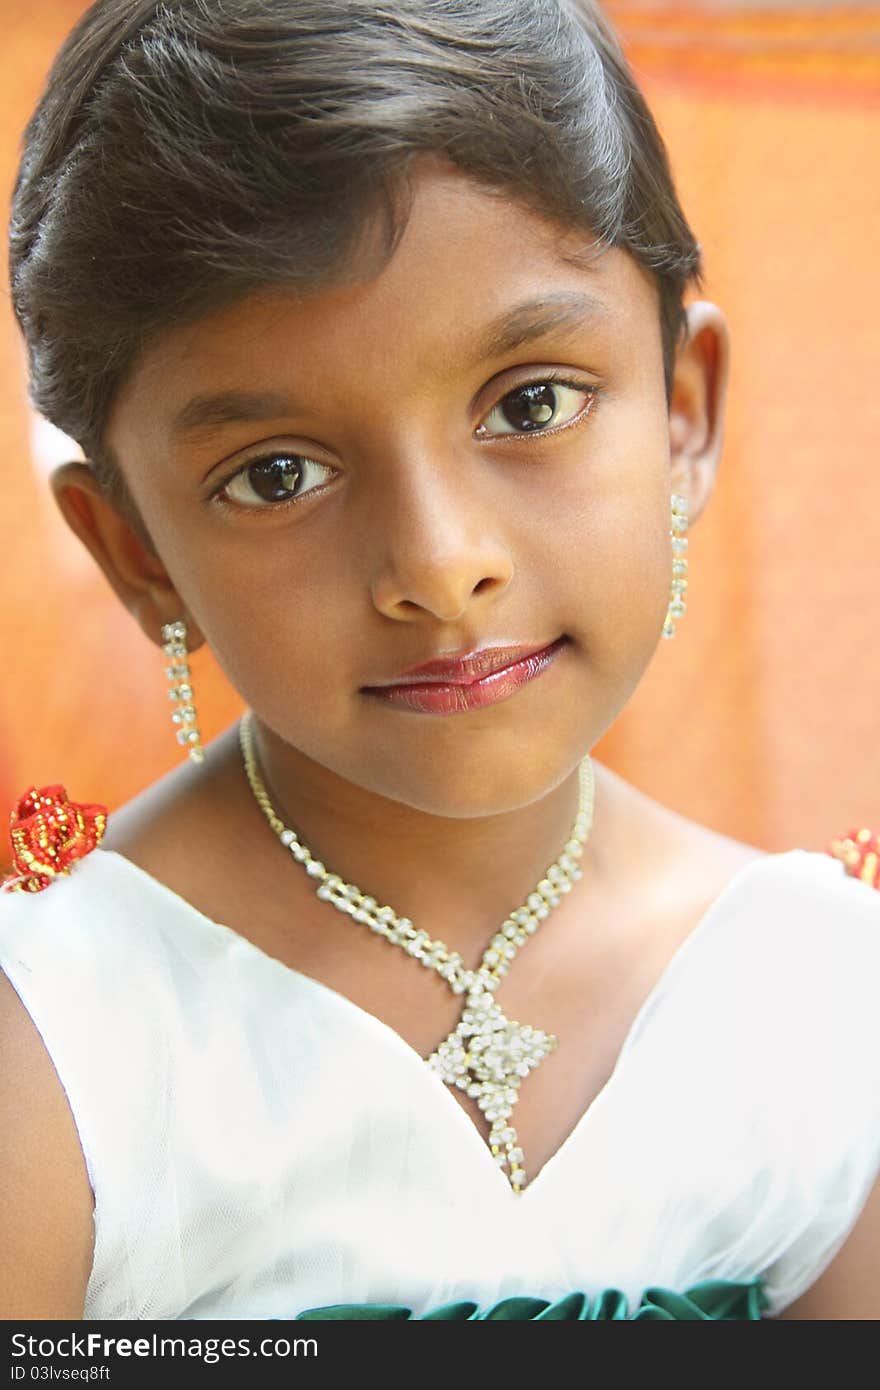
[[49, 462, 206, 650], [668, 301, 730, 525]]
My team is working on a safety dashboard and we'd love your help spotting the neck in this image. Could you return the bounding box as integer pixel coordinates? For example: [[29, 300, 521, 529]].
[[244, 716, 598, 957]]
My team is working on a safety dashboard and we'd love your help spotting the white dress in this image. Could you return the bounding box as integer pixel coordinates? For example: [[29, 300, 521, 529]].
[[0, 846, 878, 1321]]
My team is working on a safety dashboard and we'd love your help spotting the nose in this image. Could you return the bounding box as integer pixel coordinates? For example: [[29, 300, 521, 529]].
[[366, 450, 514, 624]]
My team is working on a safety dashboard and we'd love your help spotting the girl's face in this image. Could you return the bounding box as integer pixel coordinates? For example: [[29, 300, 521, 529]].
[[99, 161, 719, 817]]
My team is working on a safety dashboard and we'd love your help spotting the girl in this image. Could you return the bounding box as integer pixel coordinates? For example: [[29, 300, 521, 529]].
[[1, 0, 878, 1322]]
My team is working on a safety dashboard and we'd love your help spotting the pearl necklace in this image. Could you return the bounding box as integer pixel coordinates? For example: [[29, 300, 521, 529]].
[[239, 711, 595, 1194]]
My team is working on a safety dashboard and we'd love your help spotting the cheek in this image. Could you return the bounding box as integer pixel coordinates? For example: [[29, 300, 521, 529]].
[[558, 502, 671, 677], [540, 428, 673, 664], [183, 542, 361, 725]]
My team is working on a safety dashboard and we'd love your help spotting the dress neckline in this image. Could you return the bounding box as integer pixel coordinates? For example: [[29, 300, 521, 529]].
[[89, 845, 817, 1202]]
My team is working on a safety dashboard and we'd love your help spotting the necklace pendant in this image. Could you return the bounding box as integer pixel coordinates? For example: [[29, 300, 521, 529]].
[[427, 985, 558, 1194], [239, 713, 594, 1195]]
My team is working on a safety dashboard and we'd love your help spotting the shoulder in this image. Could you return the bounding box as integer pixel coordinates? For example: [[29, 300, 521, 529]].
[[95, 721, 273, 929], [595, 757, 879, 950], [696, 852, 880, 1317], [713, 848, 880, 1013], [0, 845, 165, 973], [596, 770, 880, 1317], [659, 846, 880, 1083], [592, 763, 880, 1074], [749, 849, 880, 1319], [0, 847, 231, 1086], [591, 758, 767, 933]]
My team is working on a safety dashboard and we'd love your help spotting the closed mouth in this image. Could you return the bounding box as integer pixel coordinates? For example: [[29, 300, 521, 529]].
[[364, 638, 569, 690]]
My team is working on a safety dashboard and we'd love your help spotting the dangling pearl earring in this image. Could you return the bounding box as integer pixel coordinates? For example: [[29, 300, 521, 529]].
[[662, 493, 689, 640], [161, 619, 205, 763]]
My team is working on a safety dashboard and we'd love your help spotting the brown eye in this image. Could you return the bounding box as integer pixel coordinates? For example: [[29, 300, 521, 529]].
[[221, 454, 333, 509], [478, 380, 596, 437]]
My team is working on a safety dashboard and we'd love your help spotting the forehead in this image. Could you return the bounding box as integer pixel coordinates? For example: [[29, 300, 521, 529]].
[[109, 162, 660, 433]]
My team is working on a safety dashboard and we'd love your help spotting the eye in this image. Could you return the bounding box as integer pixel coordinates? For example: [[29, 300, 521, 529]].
[[476, 378, 597, 438], [215, 453, 334, 509]]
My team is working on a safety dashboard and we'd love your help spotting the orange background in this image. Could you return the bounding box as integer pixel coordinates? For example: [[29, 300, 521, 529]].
[[1, 2, 878, 867]]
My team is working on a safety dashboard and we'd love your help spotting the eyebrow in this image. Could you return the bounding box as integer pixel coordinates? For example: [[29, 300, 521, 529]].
[[172, 388, 300, 440], [170, 291, 610, 439], [469, 291, 610, 364]]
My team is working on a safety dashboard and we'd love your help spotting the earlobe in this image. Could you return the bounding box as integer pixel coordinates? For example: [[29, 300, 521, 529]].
[[49, 461, 205, 649], [668, 301, 731, 523]]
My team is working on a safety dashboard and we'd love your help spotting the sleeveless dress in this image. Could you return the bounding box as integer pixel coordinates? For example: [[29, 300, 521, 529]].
[[0, 846, 878, 1321]]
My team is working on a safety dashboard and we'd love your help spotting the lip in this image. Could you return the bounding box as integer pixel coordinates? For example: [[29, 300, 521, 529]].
[[373, 641, 567, 687], [361, 636, 569, 715]]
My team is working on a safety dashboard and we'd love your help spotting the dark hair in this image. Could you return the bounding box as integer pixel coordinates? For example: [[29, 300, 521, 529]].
[[10, 0, 702, 511]]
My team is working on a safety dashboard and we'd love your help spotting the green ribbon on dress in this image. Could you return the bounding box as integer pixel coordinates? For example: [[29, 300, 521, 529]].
[[294, 1278, 768, 1320]]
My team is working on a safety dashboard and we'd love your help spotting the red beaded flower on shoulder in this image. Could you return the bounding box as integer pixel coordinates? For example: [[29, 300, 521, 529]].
[[827, 828, 880, 890], [2, 786, 108, 894]]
